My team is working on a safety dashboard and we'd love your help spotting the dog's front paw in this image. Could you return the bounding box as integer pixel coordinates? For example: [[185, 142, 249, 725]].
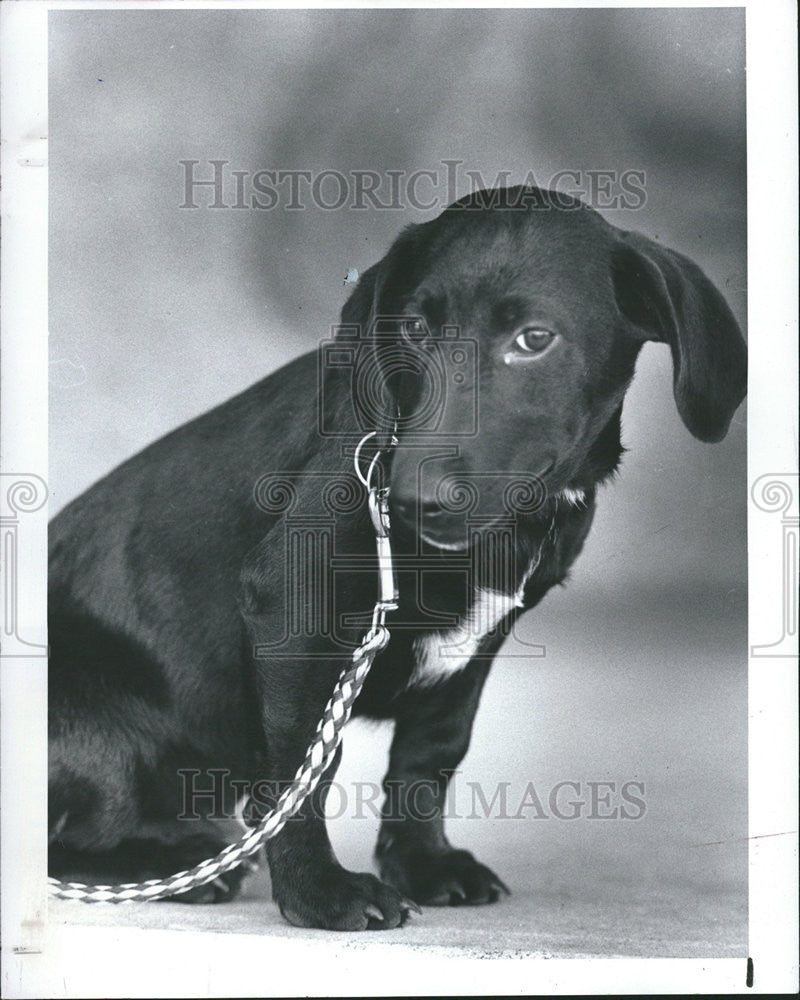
[[379, 845, 510, 906], [274, 865, 421, 931]]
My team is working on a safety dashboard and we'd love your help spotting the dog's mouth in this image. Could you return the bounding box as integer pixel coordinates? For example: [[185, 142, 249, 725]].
[[387, 456, 584, 550], [418, 529, 470, 552], [390, 497, 472, 550], [392, 482, 585, 550]]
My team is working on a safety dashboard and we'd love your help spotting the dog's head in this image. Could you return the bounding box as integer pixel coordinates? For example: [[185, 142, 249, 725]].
[[340, 186, 746, 549]]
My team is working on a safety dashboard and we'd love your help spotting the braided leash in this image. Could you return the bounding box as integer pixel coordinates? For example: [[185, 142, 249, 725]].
[[48, 431, 399, 903]]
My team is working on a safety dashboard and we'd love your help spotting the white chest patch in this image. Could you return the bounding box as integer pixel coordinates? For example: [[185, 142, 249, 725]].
[[410, 589, 519, 688], [408, 555, 541, 688]]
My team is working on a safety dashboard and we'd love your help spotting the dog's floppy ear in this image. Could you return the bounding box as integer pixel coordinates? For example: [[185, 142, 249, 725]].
[[339, 223, 427, 333], [338, 225, 428, 443], [611, 231, 747, 442], [339, 260, 382, 332]]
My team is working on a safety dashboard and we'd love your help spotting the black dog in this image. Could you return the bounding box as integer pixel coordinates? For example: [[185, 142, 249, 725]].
[[49, 187, 746, 929]]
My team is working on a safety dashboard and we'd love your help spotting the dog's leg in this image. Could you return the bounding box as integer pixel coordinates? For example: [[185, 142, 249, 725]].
[[240, 503, 420, 929], [376, 652, 510, 906], [243, 655, 417, 931]]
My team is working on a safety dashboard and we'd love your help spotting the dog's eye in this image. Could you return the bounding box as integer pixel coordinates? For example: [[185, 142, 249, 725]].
[[513, 328, 556, 354], [400, 318, 429, 344]]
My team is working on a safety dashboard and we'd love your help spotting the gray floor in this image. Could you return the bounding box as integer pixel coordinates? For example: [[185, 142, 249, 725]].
[[49, 578, 748, 961], [49, 875, 745, 960]]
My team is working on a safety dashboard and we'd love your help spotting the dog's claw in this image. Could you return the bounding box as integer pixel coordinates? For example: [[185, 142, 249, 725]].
[[275, 869, 417, 931], [380, 846, 509, 908], [428, 879, 467, 905]]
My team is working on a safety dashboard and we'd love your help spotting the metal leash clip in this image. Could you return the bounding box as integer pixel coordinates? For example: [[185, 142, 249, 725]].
[[368, 485, 399, 626], [354, 429, 400, 642]]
